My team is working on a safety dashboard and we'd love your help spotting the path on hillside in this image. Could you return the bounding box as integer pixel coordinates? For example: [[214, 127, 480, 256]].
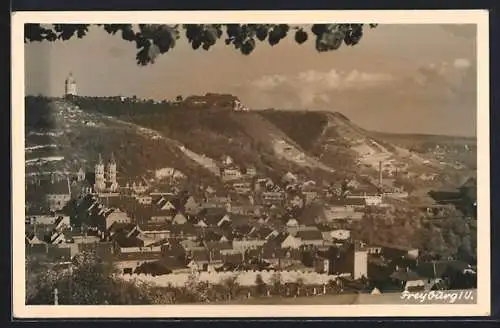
[[239, 112, 335, 173], [104, 115, 221, 176]]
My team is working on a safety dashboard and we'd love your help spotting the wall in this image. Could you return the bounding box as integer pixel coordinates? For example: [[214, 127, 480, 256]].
[[120, 246, 162, 253], [354, 250, 368, 280], [119, 270, 350, 287]]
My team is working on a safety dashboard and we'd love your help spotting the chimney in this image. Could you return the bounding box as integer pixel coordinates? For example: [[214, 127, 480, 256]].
[[378, 161, 383, 187]]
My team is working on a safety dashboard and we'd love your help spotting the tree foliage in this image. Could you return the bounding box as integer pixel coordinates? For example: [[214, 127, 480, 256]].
[[24, 23, 378, 65], [26, 252, 152, 305]]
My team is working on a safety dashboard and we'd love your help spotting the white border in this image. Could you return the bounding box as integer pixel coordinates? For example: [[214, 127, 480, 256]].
[[12, 10, 490, 318]]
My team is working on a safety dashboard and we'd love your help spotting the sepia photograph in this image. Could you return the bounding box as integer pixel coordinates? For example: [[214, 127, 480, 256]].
[[12, 10, 490, 318]]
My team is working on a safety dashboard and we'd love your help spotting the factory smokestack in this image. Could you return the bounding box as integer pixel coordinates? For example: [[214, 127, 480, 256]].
[[378, 161, 383, 187]]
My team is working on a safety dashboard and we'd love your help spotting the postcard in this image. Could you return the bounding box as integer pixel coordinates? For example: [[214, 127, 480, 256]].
[[12, 10, 490, 318]]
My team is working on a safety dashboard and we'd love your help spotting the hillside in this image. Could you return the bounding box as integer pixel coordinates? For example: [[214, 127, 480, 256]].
[[260, 109, 476, 190], [70, 96, 338, 183], [25, 96, 222, 190], [25, 95, 476, 194]]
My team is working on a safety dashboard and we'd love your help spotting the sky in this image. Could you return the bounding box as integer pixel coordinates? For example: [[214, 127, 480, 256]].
[[25, 24, 477, 137]]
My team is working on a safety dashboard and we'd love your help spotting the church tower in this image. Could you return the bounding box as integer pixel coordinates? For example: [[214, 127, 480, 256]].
[[65, 72, 77, 96], [94, 153, 106, 192], [107, 153, 118, 192]]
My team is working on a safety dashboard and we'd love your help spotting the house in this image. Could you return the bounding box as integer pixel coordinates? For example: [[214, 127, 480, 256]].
[[154, 195, 179, 211], [287, 225, 319, 237], [25, 225, 50, 244], [135, 223, 171, 241], [296, 229, 325, 247], [232, 226, 277, 251], [187, 248, 223, 271], [221, 166, 243, 182], [194, 219, 209, 228], [282, 172, 298, 184], [303, 191, 318, 205], [248, 226, 278, 240], [45, 177, 72, 211], [322, 229, 351, 242], [232, 238, 267, 251], [149, 213, 173, 223], [244, 166, 257, 177], [25, 213, 60, 225], [172, 212, 188, 225], [315, 242, 368, 280], [231, 225, 254, 239], [201, 196, 229, 209], [104, 208, 132, 230], [168, 224, 198, 240], [113, 251, 163, 274], [286, 218, 300, 227], [218, 252, 245, 271], [204, 241, 233, 253], [229, 204, 263, 216], [107, 222, 136, 239], [323, 199, 365, 222], [231, 181, 253, 194], [198, 207, 229, 227], [134, 257, 189, 275], [261, 191, 286, 203], [184, 196, 200, 215], [389, 269, 426, 292], [373, 243, 420, 260], [347, 194, 382, 206], [220, 155, 234, 166], [267, 232, 302, 249], [260, 247, 302, 269], [180, 239, 200, 251], [134, 194, 153, 205], [201, 230, 229, 243], [54, 215, 71, 231]]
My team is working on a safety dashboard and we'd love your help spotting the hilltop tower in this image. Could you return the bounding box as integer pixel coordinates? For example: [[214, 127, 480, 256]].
[[64, 72, 77, 96], [94, 153, 106, 192]]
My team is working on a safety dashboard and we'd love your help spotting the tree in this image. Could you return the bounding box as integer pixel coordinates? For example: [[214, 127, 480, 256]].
[[219, 275, 240, 301], [26, 251, 154, 305], [24, 23, 378, 65], [270, 272, 283, 295], [255, 274, 267, 296]]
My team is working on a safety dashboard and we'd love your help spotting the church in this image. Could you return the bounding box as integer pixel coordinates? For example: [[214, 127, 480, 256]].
[[94, 153, 119, 193]]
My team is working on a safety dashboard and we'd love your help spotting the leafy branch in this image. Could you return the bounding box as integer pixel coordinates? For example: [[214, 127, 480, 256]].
[[24, 23, 378, 65]]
